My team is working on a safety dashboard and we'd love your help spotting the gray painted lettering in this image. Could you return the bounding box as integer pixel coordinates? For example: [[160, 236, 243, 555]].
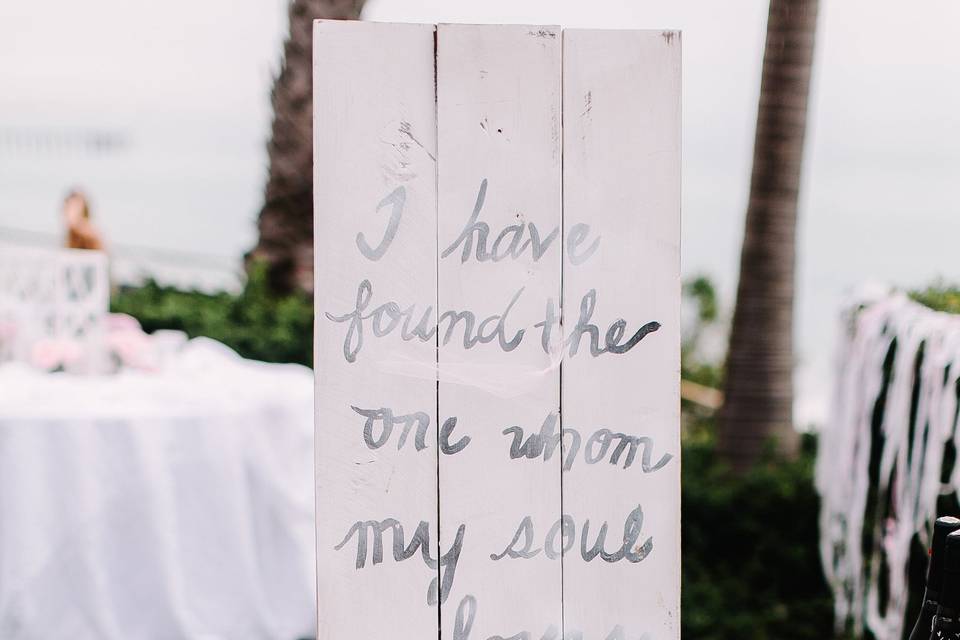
[[333, 517, 464, 605], [503, 414, 671, 473], [491, 508, 652, 565], [356, 186, 405, 261], [566, 290, 661, 358], [441, 179, 562, 264], [351, 405, 430, 451], [325, 279, 528, 362], [490, 516, 541, 560], [566, 222, 600, 266], [440, 416, 471, 455]]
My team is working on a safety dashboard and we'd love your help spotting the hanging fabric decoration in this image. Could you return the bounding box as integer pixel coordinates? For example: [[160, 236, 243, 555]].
[[818, 289, 960, 640]]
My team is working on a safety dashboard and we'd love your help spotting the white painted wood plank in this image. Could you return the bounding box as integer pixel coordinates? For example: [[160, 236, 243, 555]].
[[436, 23, 563, 639], [561, 29, 682, 640], [313, 20, 439, 640]]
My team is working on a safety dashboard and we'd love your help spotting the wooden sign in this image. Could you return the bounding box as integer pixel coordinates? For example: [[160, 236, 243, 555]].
[[314, 21, 680, 640]]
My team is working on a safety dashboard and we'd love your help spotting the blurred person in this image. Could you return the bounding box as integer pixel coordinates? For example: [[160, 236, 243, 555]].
[[62, 189, 105, 251]]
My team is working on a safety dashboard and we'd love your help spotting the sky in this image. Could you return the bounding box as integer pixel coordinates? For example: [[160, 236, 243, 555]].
[[1, 0, 959, 424]]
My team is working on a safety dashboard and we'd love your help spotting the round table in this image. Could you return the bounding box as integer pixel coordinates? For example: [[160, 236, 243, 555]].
[[0, 338, 316, 639]]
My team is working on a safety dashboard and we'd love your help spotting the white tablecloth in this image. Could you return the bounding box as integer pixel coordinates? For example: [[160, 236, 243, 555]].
[[0, 338, 316, 640]]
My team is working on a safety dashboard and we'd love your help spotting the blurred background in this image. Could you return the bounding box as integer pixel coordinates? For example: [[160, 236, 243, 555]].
[[4, 0, 959, 424], [2, 0, 959, 639]]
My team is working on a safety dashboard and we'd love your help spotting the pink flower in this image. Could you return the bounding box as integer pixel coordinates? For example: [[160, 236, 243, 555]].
[[30, 338, 83, 371], [107, 328, 153, 371]]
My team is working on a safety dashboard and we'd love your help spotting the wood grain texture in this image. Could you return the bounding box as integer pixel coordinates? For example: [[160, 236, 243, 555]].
[[561, 29, 682, 640], [313, 23, 681, 639], [436, 23, 563, 639], [313, 20, 439, 640]]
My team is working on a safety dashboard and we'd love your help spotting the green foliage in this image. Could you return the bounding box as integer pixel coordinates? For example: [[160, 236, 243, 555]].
[[678, 273, 841, 638], [682, 274, 724, 392], [911, 282, 960, 314], [683, 359, 724, 394], [684, 275, 719, 324], [111, 262, 313, 366], [682, 431, 844, 640]]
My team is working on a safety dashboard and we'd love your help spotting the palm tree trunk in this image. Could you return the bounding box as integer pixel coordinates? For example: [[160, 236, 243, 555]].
[[249, 0, 366, 294], [717, 0, 819, 472]]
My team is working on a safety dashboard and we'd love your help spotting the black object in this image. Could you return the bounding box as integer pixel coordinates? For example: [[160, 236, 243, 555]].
[[932, 528, 960, 638], [909, 517, 960, 640]]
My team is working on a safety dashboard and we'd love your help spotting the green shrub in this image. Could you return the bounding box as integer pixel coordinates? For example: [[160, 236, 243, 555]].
[[111, 263, 313, 366], [682, 431, 842, 640], [677, 275, 841, 638], [682, 274, 724, 391], [912, 282, 960, 315]]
